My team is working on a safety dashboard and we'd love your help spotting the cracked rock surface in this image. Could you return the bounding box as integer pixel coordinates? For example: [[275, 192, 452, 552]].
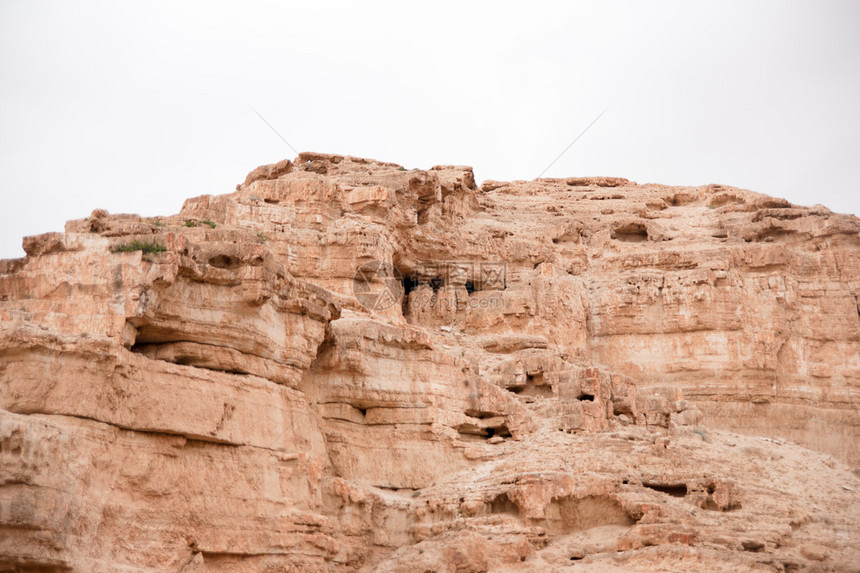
[[1, 153, 858, 571]]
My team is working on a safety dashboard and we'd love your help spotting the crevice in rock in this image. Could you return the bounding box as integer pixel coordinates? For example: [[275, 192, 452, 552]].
[[208, 254, 241, 269], [375, 484, 418, 492], [643, 482, 688, 497], [542, 495, 635, 535], [129, 340, 255, 377], [613, 222, 649, 243], [401, 274, 420, 298], [463, 410, 499, 420], [456, 415, 511, 440], [708, 193, 745, 208], [400, 273, 419, 317], [753, 227, 795, 243], [126, 315, 307, 385], [485, 425, 511, 438], [22, 411, 241, 448], [664, 192, 698, 207], [488, 492, 520, 516]]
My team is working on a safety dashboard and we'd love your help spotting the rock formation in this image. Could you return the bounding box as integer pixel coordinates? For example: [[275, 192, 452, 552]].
[[0, 152, 858, 571]]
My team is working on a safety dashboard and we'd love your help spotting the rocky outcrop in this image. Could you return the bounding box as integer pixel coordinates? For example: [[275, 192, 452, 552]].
[[0, 152, 858, 571]]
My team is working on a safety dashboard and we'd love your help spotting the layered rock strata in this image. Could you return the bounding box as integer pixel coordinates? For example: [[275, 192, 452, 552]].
[[0, 153, 858, 571]]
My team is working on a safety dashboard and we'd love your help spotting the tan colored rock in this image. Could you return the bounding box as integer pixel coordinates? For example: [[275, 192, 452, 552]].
[[0, 153, 858, 571]]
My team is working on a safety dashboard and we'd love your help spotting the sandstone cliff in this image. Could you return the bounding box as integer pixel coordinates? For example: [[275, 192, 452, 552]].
[[0, 153, 858, 571]]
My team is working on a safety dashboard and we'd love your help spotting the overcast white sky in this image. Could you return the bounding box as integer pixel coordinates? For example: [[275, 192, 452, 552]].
[[1, 1, 858, 258]]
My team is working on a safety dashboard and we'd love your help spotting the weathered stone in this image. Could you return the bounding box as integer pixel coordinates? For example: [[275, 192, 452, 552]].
[[0, 153, 858, 571]]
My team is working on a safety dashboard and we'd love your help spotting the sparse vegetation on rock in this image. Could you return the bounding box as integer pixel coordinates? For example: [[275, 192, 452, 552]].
[[110, 240, 166, 254]]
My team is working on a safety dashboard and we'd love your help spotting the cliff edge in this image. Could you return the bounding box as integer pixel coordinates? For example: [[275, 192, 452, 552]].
[[1, 153, 858, 571]]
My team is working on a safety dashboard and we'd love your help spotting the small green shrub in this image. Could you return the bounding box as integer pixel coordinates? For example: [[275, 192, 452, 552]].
[[111, 240, 167, 255], [152, 219, 165, 227], [693, 427, 708, 442], [257, 231, 269, 243], [184, 220, 197, 227], [201, 219, 216, 228]]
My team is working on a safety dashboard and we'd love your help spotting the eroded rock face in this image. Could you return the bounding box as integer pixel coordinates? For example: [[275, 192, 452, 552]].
[[0, 152, 858, 571]]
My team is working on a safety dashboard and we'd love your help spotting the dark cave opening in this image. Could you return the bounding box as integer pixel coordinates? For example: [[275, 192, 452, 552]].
[[643, 482, 688, 497], [401, 275, 419, 298]]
